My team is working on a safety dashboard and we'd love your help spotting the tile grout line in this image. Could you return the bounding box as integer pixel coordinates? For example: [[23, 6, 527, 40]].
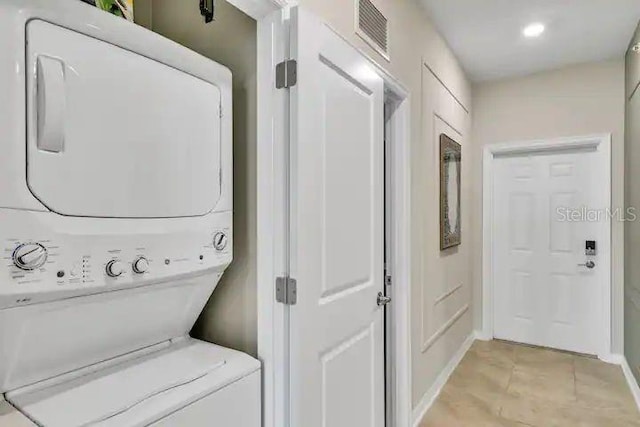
[[497, 349, 517, 421]]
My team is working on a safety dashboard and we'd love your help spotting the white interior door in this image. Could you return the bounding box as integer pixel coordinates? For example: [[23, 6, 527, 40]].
[[288, 7, 385, 427], [493, 147, 606, 355]]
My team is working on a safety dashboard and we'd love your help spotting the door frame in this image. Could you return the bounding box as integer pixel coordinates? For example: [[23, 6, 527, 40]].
[[481, 134, 614, 360], [248, 2, 413, 427], [380, 79, 412, 427]]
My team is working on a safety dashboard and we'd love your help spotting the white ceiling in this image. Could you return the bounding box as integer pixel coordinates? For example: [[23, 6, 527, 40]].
[[418, 0, 640, 81]]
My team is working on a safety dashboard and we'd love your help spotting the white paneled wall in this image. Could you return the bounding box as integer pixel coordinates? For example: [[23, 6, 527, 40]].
[[411, 65, 472, 416]]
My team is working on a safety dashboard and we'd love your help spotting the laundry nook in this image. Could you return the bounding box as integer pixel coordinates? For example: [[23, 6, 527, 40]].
[[2, 0, 640, 426], [0, 1, 259, 425]]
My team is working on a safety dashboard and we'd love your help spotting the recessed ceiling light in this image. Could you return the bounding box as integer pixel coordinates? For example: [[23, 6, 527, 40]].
[[523, 23, 545, 38]]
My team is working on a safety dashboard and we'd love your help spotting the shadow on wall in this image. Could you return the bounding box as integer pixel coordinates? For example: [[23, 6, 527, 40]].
[[134, 0, 258, 356]]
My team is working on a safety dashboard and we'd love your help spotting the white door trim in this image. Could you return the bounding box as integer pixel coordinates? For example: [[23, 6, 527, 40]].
[[481, 134, 614, 360], [226, 0, 286, 20], [256, 6, 289, 427], [253, 4, 412, 427], [383, 79, 412, 427]]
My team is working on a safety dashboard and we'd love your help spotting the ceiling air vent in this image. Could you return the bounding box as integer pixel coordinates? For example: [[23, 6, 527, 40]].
[[356, 0, 389, 60]]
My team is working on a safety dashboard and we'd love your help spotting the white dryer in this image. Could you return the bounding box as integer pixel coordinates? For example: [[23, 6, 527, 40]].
[[0, 1, 260, 426]]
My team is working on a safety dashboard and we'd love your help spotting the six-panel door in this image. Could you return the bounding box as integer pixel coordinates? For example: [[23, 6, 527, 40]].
[[493, 149, 603, 355]]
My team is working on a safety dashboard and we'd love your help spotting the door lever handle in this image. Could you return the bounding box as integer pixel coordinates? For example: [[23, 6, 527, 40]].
[[377, 292, 391, 306], [578, 260, 596, 269]]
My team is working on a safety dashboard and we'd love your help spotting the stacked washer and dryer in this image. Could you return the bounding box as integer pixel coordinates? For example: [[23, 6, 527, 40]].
[[0, 1, 260, 426]]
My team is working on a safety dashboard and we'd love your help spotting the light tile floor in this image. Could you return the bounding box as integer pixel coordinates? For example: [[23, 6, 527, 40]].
[[420, 340, 640, 427]]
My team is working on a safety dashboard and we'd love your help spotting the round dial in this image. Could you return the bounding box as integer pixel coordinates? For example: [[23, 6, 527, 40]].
[[132, 257, 149, 274], [105, 260, 125, 278], [213, 232, 228, 251], [13, 243, 48, 271]]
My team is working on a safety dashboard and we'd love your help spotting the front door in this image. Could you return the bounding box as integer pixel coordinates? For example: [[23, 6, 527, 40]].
[[288, 7, 386, 427], [492, 146, 607, 355]]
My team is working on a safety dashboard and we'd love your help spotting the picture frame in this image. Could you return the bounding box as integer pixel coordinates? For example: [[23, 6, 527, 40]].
[[440, 133, 462, 250]]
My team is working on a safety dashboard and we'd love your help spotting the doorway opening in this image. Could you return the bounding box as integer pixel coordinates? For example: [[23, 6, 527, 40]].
[[384, 99, 393, 427], [382, 85, 412, 427], [256, 7, 412, 427]]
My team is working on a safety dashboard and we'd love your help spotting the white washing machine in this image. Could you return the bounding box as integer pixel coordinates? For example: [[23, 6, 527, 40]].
[[0, 1, 260, 426]]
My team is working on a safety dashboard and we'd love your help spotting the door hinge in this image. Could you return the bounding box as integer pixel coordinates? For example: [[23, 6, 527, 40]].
[[276, 59, 297, 89], [276, 276, 297, 305]]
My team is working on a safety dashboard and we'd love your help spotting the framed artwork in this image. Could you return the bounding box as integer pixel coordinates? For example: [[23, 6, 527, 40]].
[[81, 0, 134, 21], [440, 134, 461, 250]]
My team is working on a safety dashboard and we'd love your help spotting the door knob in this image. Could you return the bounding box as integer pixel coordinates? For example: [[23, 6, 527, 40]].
[[578, 260, 596, 269], [377, 292, 391, 306]]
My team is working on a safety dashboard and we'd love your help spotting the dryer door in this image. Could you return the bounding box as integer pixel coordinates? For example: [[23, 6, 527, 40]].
[[26, 20, 223, 218]]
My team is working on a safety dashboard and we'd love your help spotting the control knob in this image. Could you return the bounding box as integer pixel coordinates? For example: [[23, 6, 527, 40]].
[[105, 260, 125, 278], [213, 232, 228, 251], [12, 243, 48, 270], [132, 257, 149, 274]]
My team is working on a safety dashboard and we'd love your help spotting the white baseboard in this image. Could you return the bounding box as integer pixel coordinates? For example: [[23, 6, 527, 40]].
[[620, 357, 640, 411], [411, 332, 477, 427], [599, 352, 625, 365], [474, 330, 492, 341]]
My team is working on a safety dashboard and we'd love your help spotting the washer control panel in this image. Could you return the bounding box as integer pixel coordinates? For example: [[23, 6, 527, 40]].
[[0, 210, 232, 308]]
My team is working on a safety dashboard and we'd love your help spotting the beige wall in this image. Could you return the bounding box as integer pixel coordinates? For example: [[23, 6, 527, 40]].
[[472, 60, 626, 354], [625, 22, 640, 383], [297, 0, 471, 107], [135, 0, 259, 356], [296, 0, 473, 410]]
